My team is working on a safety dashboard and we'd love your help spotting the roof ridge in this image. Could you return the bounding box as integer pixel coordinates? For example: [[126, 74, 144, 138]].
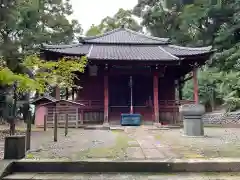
[[168, 45, 212, 51], [42, 43, 83, 49], [125, 28, 169, 42], [82, 28, 122, 41], [82, 27, 169, 44], [158, 46, 179, 60], [87, 45, 94, 57]]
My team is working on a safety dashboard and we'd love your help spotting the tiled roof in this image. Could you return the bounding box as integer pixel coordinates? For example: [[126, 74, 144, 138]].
[[82, 28, 169, 45], [41, 99, 85, 106], [41, 28, 212, 61], [30, 95, 57, 104], [162, 45, 212, 56], [42, 43, 90, 55], [88, 44, 178, 61]]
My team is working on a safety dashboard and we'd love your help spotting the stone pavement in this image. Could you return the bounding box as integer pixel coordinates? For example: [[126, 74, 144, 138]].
[[150, 127, 240, 159], [125, 126, 240, 159], [124, 127, 179, 160]]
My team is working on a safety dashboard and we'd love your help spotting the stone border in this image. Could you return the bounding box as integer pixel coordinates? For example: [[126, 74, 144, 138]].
[[1, 158, 240, 176], [0, 161, 13, 179]]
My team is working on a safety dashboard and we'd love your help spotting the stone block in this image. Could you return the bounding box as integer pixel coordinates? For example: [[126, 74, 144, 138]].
[[179, 104, 205, 137], [4, 135, 26, 160]]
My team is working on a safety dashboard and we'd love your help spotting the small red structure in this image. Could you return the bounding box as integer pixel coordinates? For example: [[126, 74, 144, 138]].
[[42, 100, 85, 127], [40, 27, 213, 125], [32, 97, 85, 127], [31, 96, 57, 127]]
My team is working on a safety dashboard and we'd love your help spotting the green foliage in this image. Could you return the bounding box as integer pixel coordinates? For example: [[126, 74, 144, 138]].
[[0, 0, 83, 114], [0, 57, 39, 92], [183, 68, 221, 105], [0, 0, 82, 70], [85, 24, 102, 37], [85, 8, 142, 36], [134, 0, 240, 111], [23, 55, 88, 92]]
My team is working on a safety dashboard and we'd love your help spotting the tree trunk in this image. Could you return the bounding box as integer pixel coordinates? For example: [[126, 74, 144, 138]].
[[9, 121, 15, 136]]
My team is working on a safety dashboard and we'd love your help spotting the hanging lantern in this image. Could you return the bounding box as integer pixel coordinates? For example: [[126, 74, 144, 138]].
[[88, 65, 98, 76]]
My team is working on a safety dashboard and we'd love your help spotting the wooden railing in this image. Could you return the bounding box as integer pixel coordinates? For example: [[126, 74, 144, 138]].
[[159, 100, 195, 107], [76, 100, 194, 109], [76, 100, 103, 108]]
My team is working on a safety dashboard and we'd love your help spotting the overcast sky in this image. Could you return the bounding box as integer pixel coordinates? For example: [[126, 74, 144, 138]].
[[70, 0, 138, 33]]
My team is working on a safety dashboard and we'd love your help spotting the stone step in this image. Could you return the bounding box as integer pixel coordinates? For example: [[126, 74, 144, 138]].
[[3, 172, 240, 180], [3, 159, 240, 173]]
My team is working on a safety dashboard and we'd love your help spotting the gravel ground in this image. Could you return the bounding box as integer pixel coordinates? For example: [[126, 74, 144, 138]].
[[1, 126, 240, 160], [151, 128, 240, 158], [27, 129, 118, 160]]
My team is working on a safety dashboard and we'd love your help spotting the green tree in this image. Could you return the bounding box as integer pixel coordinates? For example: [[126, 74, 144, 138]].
[[85, 24, 102, 36], [0, 0, 82, 70], [23, 55, 88, 92], [0, 0, 84, 133], [85, 8, 142, 36], [0, 55, 87, 134], [134, 0, 240, 110]]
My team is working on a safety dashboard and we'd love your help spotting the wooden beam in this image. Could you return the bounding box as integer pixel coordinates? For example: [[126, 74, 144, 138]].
[[80, 110, 84, 125], [26, 110, 31, 151], [104, 74, 109, 123], [65, 114, 68, 136], [54, 112, 58, 142], [153, 72, 159, 123]]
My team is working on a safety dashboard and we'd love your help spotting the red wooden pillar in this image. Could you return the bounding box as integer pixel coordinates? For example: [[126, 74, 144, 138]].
[[153, 72, 159, 123], [55, 86, 60, 100], [104, 74, 109, 123], [193, 67, 199, 104]]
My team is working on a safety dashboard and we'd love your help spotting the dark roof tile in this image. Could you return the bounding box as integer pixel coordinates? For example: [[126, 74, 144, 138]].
[[42, 43, 90, 55], [162, 45, 212, 56], [83, 28, 169, 45], [31, 95, 57, 105], [41, 28, 212, 61], [88, 44, 179, 61], [41, 100, 85, 106]]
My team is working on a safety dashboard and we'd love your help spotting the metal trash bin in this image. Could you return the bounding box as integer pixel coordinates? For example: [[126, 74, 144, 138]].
[[179, 104, 205, 137], [121, 114, 141, 126]]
